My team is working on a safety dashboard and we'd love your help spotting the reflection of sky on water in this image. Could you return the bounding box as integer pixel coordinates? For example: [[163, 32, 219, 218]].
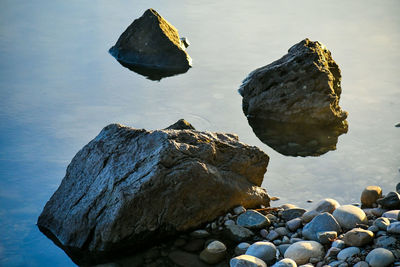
[[0, 1, 399, 266]]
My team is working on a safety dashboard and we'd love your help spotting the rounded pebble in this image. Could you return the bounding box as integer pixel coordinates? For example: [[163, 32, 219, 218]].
[[235, 242, 250, 256], [284, 241, 324, 265], [366, 248, 395, 267], [332, 205, 368, 230], [361, 186, 382, 208], [343, 228, 374, 247], [272, 258, 297, 267], [245, 241, 277, 263], [337, 246, 360, 261], [230, 254, 267, 267], [199, 240, 226, 264]]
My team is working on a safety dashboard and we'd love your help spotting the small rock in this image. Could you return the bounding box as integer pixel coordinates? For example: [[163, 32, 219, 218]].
[[371, 207, 387, 217], [382, 210, 400, 219], [302, 213, 341, 241], [182, 239, 205, 252], [376, 230, 387, 237], [337, 247, 360, 261], [366, 248, 395, 267], [377, 192, 400, 209], [290, 237, 303, 243], [260, 229, 268, 239], [375, 235, 397, 248], [230, 255, 267, 267], [361, 186, 382, 208], [286, 218, 302, 232], [235, 242, 250, 256], [353, 261, 369, 267], [266, 214, 278, 222], [273, 239, 282, 246], [281, 204, 298, 210], [190, 230, 210, 239], [284, 241, 325, 265], [267, 230, 280, 241], [343, 228, 374, 247], [237, 210, 270, 229], [282, 236, 290, 244], [211, 222, 218, 230], [374, 217, 390, 230], [313, 198, 340, 213], [199, 240, 226, 264], [368, 225, 379, 232], [301, 210, 320, 223], [325, 247, 341, 259], [225, 220, 236, 227], [282, 208, 307, 221], [387, 221, 400, 234], [225, 225, 254, 242], [317, 231, 337, 244], [331, 239, 346, 249], [275, 227, 289, 236], [332, 205, 368, 230], [272, 258, 297, 267], [234, 206, 246, 215], [278, 244, 292, 256], [245, 241, 277, 263]]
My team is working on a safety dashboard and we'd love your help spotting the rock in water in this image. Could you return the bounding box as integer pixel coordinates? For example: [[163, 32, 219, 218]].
[[239, 38, 347, 125], [37, 121, 270, 265], [109, 9, 192, 80]]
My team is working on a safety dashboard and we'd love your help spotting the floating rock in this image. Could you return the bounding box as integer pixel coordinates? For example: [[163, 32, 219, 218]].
[[374, 217, 390, 231], [387, 221, 400, 234], [225, 225, 254, 243], [317, 231, 337, 244], [235, 243, 250, 256], [109, 9, 192, 80], [230, 255, 267, 267], [343, 228, 374, 247], [284, 241, 325, 265], [37, 121, 270, 265], [272, 258, 297, 267], [377, 192, 400, 209], [286, 218, 302, 232], [365, 248, 395, 267], [337, 247, 360, 261], [246, 241, 277, 263], [237, 210, 270, 229], [332, 205, 368, 230], [199, 240, 226, 264], [361, 186, 382, 208], [302, 213, 341, 241], [282, 208, 307, 221], [313, 198, 340, 213]]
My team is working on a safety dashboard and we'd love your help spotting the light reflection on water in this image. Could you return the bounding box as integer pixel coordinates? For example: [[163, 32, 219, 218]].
[[0, 1, 399, 266]]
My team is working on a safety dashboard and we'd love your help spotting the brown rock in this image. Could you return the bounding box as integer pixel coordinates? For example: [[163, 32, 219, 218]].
[[343, 228, 374, 247], [361, 186, 382, 208]]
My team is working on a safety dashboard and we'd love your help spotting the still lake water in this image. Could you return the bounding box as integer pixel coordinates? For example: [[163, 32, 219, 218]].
[[0, 1, 399, 266]]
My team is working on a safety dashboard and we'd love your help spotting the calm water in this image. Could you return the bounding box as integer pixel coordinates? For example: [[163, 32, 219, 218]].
[[1, 1, 399, 266]]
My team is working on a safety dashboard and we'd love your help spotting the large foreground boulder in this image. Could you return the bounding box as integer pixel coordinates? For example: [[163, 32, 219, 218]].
[[109, 9, 192, 80], [37, 120, 270, 265], [239, 38, 348, 125]]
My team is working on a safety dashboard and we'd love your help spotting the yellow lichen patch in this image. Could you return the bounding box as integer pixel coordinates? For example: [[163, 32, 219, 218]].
[[149, 8, 183, 51]]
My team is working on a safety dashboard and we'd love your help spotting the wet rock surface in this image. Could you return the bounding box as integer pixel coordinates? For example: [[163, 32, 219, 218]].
[[37, 120, 270, 265], [109, 9, 192, 80]]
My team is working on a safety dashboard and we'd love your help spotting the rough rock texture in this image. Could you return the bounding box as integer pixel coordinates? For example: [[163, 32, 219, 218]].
[[239, 38, 348, 125], [109, 9, 191, 80], [37, 121, 270, 265]]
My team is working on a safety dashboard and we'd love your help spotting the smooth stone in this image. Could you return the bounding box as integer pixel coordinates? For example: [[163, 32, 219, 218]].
[[281, 204, 298, 210], [225, 225, 254, 242], [368, 225, 379, 232], [235, 242, 250, 256], [343, 228, 374, 247], [286, 218, 302, 232], [375, 236, 397, 248], [337, 247, 360, 261], [225, 220, 236, 227], [272, 258, 297, 267], [387, 221, 400, 234], [246, 241, 277, 263], [284, 241, 325, 265], [267, 214, 278, 222], [190, 230, 210, 239], [260, 229, 268, 239], [325, 247, 341, 259], [199, 240, 226, 264], [374, 217, 390, 230], [329, 260, 345, 267], [275, 227, 289, 236], [278, 244, 292, 256], [302, 213, 341, 241], [331, 240, 346, 249], [317, 231, 337, 244], [182, 239, 205, 252], [282, 208, 307, 221], [273, 239, 282, 246], [267, 230, 280, 241], [301, 210, 320, 223], [313, 198, 340, 213], [234, 206, 246, 215], [353, 261, 369, 267], [230, 255, 267, 267], [237, 210, 270, 229], [366, 248, 395, 267], [377, 191, 400, 209], [371, 207, 387, 217], [361, 186, 382, 208], [290, 238, 303, 243], [382, 210, 400, 219], [332, 205, 368, 230]]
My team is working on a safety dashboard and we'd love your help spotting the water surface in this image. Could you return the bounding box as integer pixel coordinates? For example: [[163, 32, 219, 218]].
[[1, 1, 399, 266]]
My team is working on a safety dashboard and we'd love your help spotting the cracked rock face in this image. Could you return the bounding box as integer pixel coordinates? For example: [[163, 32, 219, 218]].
[[239, 38, 348, 125], [37, 121, 270, 265]]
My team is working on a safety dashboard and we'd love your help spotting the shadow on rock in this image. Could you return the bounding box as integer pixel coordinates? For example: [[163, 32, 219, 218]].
[[248, 117, 348, 157]]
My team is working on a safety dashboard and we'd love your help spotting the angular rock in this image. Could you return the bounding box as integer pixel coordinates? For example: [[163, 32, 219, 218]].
[[225, 225, 254, 243], [343, 228, 374, 247], [366, 248, 395, 267], [109, 9, 192, 80], [230, 255, 267, 267], [237, 210, 270, 229], [332, 205, 368, 230], [199, 240, 226, 264], [245, 241, 277, 264], [361, 186, 382, 208], [282, 208, 307, 221], [302, 213, 341, 241], [37, 121, 270, 265], [284, 241, 325, 265], [272, 258, 297, 267], [337, 247, 360, 261], [165, 119, 195, 130], [377, 191, 400, 209]]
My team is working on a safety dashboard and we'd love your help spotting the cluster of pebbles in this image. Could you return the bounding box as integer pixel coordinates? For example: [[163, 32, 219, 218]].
[[100, 184, 400, 267]]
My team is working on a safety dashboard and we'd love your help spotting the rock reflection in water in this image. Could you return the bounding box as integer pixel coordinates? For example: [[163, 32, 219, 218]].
[[248, 117, 348, 157]]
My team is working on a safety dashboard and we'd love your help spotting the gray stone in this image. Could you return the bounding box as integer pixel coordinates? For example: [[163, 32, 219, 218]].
[[272, 258, 297, 267], [225, 219, 236, 227], [328, 261, 345, 267], [368, 225, 379, 232], [284, 241, 325, 265], [37, 122, 270, 265], [225, 225, 255, 243], [387, 221, 400, 234], [377, 192, 400, 209], [260, 229, 268, 239], [371, 207, 387, 217], [374, 217, 390, 231], [332, 205, 368, 230], [237, 210, 270, 229], [313, 198, 340, 213], [353, 262, 369, 267], [366, 248, 395, 267], [109, 9, 192, 74], [168, 250, 210, 267], [331, 240, 346, 249], [235, 242, 250, 256], [375, 236, 397, 248], [234, 206, 246, 215], [267, 230, 280, 241], [324, 247, 341, 259], [230, 255, 267, 267], [282, 208, 307, 221], [302, 213, 341, 241], [382, 210, 400, 219], [278, 244, 292, 256], [317, 231, 337, 244], [246, 241, 277, 263], [275, 227, 289, 236], [190, 230, 210, 239], [286, 218, 302, 232], [301, 210, 320, 223], [343, 228, 374, 247], [361, 186, 382, 208], [337, 247, 360, 261], [199, 240, 226, 264]]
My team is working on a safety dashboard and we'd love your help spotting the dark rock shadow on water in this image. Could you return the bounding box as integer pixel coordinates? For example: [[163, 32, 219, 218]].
[[248, 117, 348, 157]]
